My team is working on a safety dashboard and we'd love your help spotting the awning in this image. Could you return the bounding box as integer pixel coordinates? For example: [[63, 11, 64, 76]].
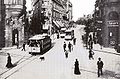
[[53, 20, 60, 29]]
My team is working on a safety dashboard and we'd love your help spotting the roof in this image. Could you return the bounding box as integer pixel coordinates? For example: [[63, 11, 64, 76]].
[[29, 34, 48, 40], [65, 29, 74, 32], [61, 28, 66, 30]]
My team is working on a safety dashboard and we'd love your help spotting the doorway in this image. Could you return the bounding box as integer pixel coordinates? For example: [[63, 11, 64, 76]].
[[12, 29, 19, 45]]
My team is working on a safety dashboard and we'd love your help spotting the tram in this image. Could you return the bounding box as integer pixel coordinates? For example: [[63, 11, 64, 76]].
[[60, 27, 66, 38], [28, 34, 52, 55], [65, 29, 74, 40]]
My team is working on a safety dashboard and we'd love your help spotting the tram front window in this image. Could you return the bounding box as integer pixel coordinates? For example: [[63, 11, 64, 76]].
[[66, 32, 71, 35], [29, 40, 39, 47]]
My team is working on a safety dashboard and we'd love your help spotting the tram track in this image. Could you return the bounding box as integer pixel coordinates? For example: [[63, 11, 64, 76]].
[[0, 54, 39, 79], [0, 52, 30, 58]]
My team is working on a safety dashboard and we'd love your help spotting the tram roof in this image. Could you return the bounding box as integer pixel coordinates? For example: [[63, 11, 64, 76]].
[[65, 29, 74, 32], [29, 34, 49, 40]]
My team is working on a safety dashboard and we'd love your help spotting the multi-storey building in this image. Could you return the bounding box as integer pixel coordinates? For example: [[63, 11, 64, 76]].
[[52, 0, 65, 32], [31, 0, 72, 35], [0, 0, 5, 48], [94, 0, 120, 48], [31, 0, 42, 34], [41, 0, 53, 34], [4, 0, 26, 47], [41, 0, 72, 34]]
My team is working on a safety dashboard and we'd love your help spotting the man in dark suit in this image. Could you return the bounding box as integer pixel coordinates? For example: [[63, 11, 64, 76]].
[[21, 42, 26, 51], [97, 57, 104, 77], [63, 42, 66, 52]]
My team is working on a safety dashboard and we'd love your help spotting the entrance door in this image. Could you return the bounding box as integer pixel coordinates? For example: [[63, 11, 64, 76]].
[[108, 27, 119, 47], [12, 29, 19, 45]]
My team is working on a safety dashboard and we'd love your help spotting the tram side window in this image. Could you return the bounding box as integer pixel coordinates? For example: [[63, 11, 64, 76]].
[[43, 37, 51, 45]]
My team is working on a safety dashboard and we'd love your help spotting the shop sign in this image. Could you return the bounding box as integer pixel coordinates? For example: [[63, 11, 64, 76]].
[[108, 21, 119, 27]]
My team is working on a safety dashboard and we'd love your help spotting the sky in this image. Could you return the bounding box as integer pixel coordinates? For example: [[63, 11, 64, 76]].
[[70, 0, 96, 21], [26, 0, 31, 11], [26, 0, 96, 21]]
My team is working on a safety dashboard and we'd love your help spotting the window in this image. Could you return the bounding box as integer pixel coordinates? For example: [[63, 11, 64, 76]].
[[109, 11, 119, 20]]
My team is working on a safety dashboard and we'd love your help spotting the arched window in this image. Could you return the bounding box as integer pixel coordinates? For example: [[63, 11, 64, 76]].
[[109, 11, 119, 20]]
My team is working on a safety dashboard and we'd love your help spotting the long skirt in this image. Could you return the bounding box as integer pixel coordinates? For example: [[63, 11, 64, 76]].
[[6, 60, 14, 68], [74, 66, 81, 75]]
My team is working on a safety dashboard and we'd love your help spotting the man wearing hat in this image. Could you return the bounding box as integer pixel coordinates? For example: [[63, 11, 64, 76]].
[[97, 57, 104, 77]]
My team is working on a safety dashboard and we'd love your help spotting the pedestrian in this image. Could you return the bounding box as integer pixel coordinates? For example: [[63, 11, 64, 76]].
[[65, 50, 68, 58], [73, 37, 76, 45], [74, 59, 81, 75], [21, 42, 26, 51], [82, 35, 84, 43], [99, 35, 103, 49], [6, 53, 15, 68], [89, 49, 94, 60], [88, 40, 91, 49], [68, 42, 72, 52], [89, 34, 92, 41], [16, 42, 19, 49], [97, 57, 104, 77], [57, 33, 59, 39], [90, 41, 93, 49], [63, 42, 66, 52]]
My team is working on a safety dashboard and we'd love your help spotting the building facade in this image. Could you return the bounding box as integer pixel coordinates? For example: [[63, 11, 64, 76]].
[[41, 0, 52, 34], [0, 0, 5, 48], [67, 0, 72, 22], [31, 0, 72, 36], [31, 0, 42, 34], [52, 0, 65, 32], [94, 0, 120, 48], [4, 0, 26, 47]]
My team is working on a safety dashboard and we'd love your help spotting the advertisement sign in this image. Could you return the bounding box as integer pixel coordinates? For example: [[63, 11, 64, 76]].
[[107, 21, 119, 27]]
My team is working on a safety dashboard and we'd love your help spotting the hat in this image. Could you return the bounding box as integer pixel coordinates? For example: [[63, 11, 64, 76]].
[[98, 57, 101, 60]]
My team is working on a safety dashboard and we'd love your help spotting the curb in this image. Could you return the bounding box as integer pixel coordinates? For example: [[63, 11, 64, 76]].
[[93, 49, 120, 56]]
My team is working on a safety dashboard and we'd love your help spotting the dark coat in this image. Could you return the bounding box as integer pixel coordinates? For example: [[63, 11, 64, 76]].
[[23, 43, 26, 48], [68, 43, 71, 48], [73, 38, 76, 45], [97, 61, 104, 69], [63, 43, 66, 48], [65, 52, 68, 58], [89, 50, 94, 57], [74, 60, 81, 75]]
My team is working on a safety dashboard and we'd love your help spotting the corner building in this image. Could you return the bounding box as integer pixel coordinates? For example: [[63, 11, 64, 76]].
[[95, 0, 120, 48], [4, 0, 26, 47]]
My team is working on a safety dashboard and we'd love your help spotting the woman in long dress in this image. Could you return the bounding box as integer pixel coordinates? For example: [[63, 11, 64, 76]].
[[74, 59, 81, 75], [6, 53, 14, 68]]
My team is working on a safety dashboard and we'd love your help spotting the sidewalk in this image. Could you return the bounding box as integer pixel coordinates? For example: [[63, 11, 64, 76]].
[[93, 44, 120, 56], [92, 44, 120, 78]]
